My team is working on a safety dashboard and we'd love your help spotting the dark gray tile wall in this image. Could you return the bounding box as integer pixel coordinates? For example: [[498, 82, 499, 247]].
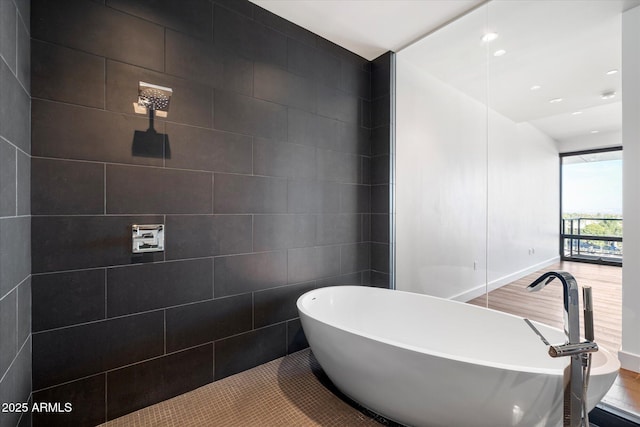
[[29, 0, 379, 425], [370, 52, 392, 288], [0, 1, 31, 427]]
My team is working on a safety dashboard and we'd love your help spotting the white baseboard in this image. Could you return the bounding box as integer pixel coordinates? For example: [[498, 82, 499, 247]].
[[450, 256, 561, 302], [618, 350, 640, 372]]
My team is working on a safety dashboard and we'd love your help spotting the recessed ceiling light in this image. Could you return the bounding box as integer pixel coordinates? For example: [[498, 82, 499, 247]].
[[572, 111, 583, 115], [606, 69, 619, 75], [530, 85, 541, 91], [482, 32, 499, 43], [493, 49, 506, 57], [591, 130, 600, 134], [549, 98, 563, 104], [601, 91, 616, 100]]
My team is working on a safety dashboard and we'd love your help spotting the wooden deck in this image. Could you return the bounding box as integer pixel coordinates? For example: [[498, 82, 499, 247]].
[[468, 261, 640, 417]]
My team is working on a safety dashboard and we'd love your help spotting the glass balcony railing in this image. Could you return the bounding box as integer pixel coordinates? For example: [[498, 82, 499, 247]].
[[561, 217, 622, 264]]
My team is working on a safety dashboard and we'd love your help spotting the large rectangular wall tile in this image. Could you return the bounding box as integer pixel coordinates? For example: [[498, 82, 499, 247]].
[[31, 215, 163, 273], [289, 35, 347, 88], [33, 374, 105, 427], [0, 338, 31, 427], [214, 251, 287, 297], [16, 150, 29, 216], [361, 99, 372, 128], [287, 108, 336, 148], [254, 63, 316, 112], [316, 85, 359, 124], [31, 40, 105, 108], [15, 0, 29, 32], [214, 90, 287, 140], [286, 38, 316, 79], [253, 214, 315, 252], [372, 52, 391, 100], [215, 47, 255, 96], [0, 60, 30, 153], [253, 5, 316, 47], [16, 9, 29, 94], [214, 5, 286, 69], [32, 100, 163, 166], [341, 61, 371, 99], [336, 120, 370, 155], [0, 0, 17, 73], [165, 30, 253, 95], [0, 289, 17, 377], [372, 94, 391, 128], [107, 344, 213, 420], [17, 277, 30, 345], [214, 173, 287, 214], [287, 246, 339, 284], [0, 216, 30, 296], [107, 0, 213, 41], [340, 242, 370, 274], [312, 49, 342, 90], [371, 243, 390, 273], [340, 184, 370, 213], [371, 125, 390, 156], [107, 259, 212, 317], [216, 0, 254, 18], [254, 281, 316, 328], [371, 214, 389, 243], [317, 149, 362, 184], [317, 36, 368, 72], [31, 0, 164, 71], [106, 165, 213, 214], [362, 213, 371, 242], [165, 214, 252, 260], [165, 29, 221, 87], [165, 123, 252, 174], [165, 294, 252, 352], [31, 158, 104, 215], [33, 311, 164, 389], [286, 318, 308, 354], [214, 323, 286, 380], [32, 269, 106, 332], [106, 60, 212, 129], [287, 179, 339, 214], [371, 154, 390, 185], [316, 214, 362, 246], [371, 184, 390, 214], [371, 271, 390, 289], [316, 272, 362, 287], [0, 138, 16, 216], [253, 139, 316, 180], [315, 245, 343, 279]]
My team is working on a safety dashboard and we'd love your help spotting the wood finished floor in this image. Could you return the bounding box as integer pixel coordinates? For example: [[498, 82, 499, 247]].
[[468, 261, 640, 417]]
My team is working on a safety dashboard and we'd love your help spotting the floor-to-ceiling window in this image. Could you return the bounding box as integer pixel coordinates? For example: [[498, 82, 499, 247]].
[[561, 147, 623, 265]]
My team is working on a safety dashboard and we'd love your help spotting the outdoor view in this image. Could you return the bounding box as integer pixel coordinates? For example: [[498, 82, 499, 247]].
[[561, 149, 623, 263]]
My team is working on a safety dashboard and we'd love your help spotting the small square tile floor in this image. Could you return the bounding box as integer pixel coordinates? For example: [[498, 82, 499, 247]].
[[101, 349, 400, 426]]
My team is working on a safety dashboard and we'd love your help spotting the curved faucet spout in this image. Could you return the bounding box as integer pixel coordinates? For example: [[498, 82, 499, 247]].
[[527, 271, 580, 345]]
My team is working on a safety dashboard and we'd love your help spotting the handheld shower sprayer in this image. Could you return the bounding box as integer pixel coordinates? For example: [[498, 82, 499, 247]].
[[583, 286, 594, 342]]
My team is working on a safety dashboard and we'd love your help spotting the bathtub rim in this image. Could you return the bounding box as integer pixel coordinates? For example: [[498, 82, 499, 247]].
[[297, 285, 620, 377]]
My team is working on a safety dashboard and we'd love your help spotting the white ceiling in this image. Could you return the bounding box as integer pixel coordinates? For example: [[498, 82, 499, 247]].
[[250, 0, 484, 61], [250, 0, 640, 143]]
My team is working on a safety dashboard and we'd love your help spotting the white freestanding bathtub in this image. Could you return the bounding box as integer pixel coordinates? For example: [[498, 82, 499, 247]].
[[297, 286, 620, 427]]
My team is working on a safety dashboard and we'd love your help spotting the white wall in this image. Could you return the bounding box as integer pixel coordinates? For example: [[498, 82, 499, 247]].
[[396, 56, 560, 300], [396, 58, 488, 299], [486, 112, 560, 296], [620, 5, 640, 371]]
